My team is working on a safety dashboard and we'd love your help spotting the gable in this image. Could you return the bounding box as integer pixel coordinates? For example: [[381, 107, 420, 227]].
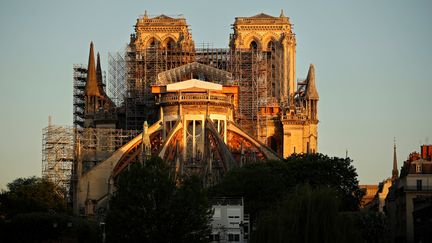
[[166, 79, 222, 92]]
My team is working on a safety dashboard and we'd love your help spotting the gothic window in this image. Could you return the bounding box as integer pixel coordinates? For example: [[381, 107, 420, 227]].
[[186, 121, 194, 159], [267, 41, 275, 52], [165, 38, 176, 50], [167, 40, 175, 49], [266, 40, 277, 97], [147, 37, 160, 49], [250, 40, 258, 51], [185, 120, 204, 160]]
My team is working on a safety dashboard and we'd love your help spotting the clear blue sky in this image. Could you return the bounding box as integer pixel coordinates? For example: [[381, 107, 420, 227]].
[[0, 0, 431, 189]]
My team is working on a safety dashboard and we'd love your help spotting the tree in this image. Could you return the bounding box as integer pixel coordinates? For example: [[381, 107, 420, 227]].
[[0, 212, 100, 242], [0, 177, 98, 242], [105, 157, 212, 243], [344, 211, 391, 243], [0, 176, 66, 218], [209, 160, 294, 220], [284, 153, 364, 211], [252, 185, 362, 243]]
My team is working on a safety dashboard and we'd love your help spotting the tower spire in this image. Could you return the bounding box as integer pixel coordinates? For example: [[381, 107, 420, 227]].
[[85, 42, 101, 97], [280, 9, 285, 18], [305, 64, 319, 100], [392, 137, 399, 181], [96, 52, 103, 86]]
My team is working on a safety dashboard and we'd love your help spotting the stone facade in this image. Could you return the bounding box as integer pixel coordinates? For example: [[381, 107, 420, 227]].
[[73, 11, 319, 216], [230, 12, 296, 99], [386, 146, 432, 243]]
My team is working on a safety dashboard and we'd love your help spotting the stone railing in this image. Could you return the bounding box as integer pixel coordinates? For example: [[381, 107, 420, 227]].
[[159, 93, 232, 105]]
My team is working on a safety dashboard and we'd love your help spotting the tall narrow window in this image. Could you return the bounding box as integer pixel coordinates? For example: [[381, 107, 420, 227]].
[[416, 179, 422, 191], [250, 41, 258, 51], [416, 164, 422, 173]]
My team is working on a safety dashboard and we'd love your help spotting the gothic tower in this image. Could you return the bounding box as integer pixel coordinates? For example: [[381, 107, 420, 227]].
[[84, 42, 112, 128], [230, 10, 296, 101], [230, 11, 319, 157], [130, 11, 194, 52], [125, 11, 196, 129], [281, 64, 319, 157]]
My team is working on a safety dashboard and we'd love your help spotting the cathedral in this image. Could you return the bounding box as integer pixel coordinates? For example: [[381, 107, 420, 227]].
[[69, 11, 319, 215]]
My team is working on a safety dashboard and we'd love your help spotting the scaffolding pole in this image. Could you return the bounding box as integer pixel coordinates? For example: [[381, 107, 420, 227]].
[[42, 119, 74, 198], [73, 64, 87, 129], [107, 51, 126, 107]]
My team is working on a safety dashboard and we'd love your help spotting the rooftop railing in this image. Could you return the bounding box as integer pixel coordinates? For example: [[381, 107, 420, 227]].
[[158, 93, 232, 105]]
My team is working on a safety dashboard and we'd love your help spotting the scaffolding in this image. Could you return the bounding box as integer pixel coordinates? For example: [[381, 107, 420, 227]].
[[74, 63, 107, 129], [123, 47, 195, 130], [107, 51, 126, 106], [42, 119, 74, 196], [73, 64, 87, 129], [105, 41, 283, 139], [76, 127, 140, 172], [42, 119, 140, 197], [196, 44, 231, 71]]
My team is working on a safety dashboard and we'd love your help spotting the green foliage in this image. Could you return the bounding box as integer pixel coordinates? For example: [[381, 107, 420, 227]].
[[252, 185, 362, 243], [0, 176, 97, 242], [209, 153, 363, 222], [342, 211, 391, 243], [0, 212, 100, 242], [0, 176, 66, 218], [284, 153, 364, 211], [209, 160, 294, 220], [106, 157, 212, 243]]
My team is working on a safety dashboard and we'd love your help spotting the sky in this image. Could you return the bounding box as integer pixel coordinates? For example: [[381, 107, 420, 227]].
[[0, 0, 431, 189]]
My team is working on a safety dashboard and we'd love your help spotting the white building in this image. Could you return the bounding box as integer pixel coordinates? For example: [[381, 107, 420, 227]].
[[210, 198, 249, 243]]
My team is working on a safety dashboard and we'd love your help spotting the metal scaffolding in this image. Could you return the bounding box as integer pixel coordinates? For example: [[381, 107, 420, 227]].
[[122, 47, 195, 129], [42, 119, 74, 196], [76, 127, 140, 172], [105, 45, 282, 137], [73, 64, 87, 129], [107, 51, 126, 106], [42, 118, 140, 196]]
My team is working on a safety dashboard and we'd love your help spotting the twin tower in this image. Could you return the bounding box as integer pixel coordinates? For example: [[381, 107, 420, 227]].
[[84, 11, 319, 160], [76, 11, 319, 215]]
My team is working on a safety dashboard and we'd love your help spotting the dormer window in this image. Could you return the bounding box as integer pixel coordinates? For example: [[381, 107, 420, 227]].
[[416, 164, 422, 173]]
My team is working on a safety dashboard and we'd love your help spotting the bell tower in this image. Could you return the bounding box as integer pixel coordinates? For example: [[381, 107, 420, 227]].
[[230, 10, 296, 101], [130, 11, 194, 53]]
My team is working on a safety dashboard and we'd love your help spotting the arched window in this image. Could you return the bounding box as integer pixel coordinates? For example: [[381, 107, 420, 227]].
[[166, 39, 176, 49], [147, 37, 160, 49], [250, 40, 258, 51], [267, 41, 275, 52], [266, 40, 277, 96]]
